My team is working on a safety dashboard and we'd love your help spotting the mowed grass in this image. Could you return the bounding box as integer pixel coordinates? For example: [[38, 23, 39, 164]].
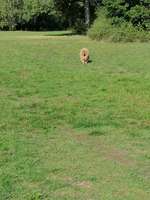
[[0, 31, 150, 200]]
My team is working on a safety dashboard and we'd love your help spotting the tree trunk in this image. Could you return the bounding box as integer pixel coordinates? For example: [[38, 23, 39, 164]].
[[85, 0, 90, 28]]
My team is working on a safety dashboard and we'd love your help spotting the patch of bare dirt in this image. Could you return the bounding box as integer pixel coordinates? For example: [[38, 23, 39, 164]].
[[106, 148, 135, 166], [58, 125, 135, 167], [74, 181, 92, 189]]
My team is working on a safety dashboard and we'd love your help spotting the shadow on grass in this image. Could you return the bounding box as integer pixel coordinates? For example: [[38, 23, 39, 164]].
[[44, 31, 77, 37], [89, 130, 106, 136]]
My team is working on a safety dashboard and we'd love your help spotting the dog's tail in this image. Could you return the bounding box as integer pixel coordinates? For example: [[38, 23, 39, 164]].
[[80, 48, 89, 58]]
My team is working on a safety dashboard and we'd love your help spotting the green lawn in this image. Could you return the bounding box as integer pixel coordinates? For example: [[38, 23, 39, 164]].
[[0, 31, 150, 200]]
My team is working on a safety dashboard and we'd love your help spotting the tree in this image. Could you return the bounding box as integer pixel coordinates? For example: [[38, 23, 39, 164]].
[[102, 0, 150, 30], [85, 0, 90, 27], [54, 0, 101, 31], [0, 0, 24, 30], [54, 0, 83, 27], [0, 0, 65, 31], [85, 0, 101, 27]]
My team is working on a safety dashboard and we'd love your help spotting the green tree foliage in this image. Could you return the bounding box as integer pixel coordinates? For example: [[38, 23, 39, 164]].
[[54, 0, 101, 33], [21, 0, 65, 30], [0, 0, 149, 32], [102, 0, 150, 30], [0, 0, 66, 30], [0, 0, 23, 30], [54, 0, 84, 27], [88, 0, 150, 42]]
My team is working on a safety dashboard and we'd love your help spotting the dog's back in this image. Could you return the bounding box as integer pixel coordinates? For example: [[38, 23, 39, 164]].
[[80, 48, 89, 64]]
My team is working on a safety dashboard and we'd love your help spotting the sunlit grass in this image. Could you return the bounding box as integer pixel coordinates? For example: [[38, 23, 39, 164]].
[[0, 31, 150, 200]]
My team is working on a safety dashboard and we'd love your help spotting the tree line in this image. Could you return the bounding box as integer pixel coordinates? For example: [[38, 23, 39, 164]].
[[0, 0, 149, 32]]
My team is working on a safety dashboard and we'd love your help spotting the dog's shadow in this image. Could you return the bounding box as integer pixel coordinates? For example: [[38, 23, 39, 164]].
[[88, 60, 92, 63]]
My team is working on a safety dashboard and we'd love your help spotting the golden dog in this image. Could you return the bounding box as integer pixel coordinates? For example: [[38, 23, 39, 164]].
[[80, 48, 89, 64]]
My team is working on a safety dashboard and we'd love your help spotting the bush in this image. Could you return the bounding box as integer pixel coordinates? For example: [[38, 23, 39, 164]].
[[88, 12, 150, 42], [102, 0, 150, 31], [109, 23, 150, 42], [88, 15, 113, 40]]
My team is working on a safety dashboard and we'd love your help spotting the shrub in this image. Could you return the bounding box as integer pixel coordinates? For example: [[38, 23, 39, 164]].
[[88, 12, 150, 42], [88, 16, 113, 40], [110, 23, 150, 42]]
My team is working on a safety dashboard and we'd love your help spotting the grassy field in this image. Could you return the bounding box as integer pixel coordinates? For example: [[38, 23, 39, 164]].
[[0, 31, 150, 200]]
